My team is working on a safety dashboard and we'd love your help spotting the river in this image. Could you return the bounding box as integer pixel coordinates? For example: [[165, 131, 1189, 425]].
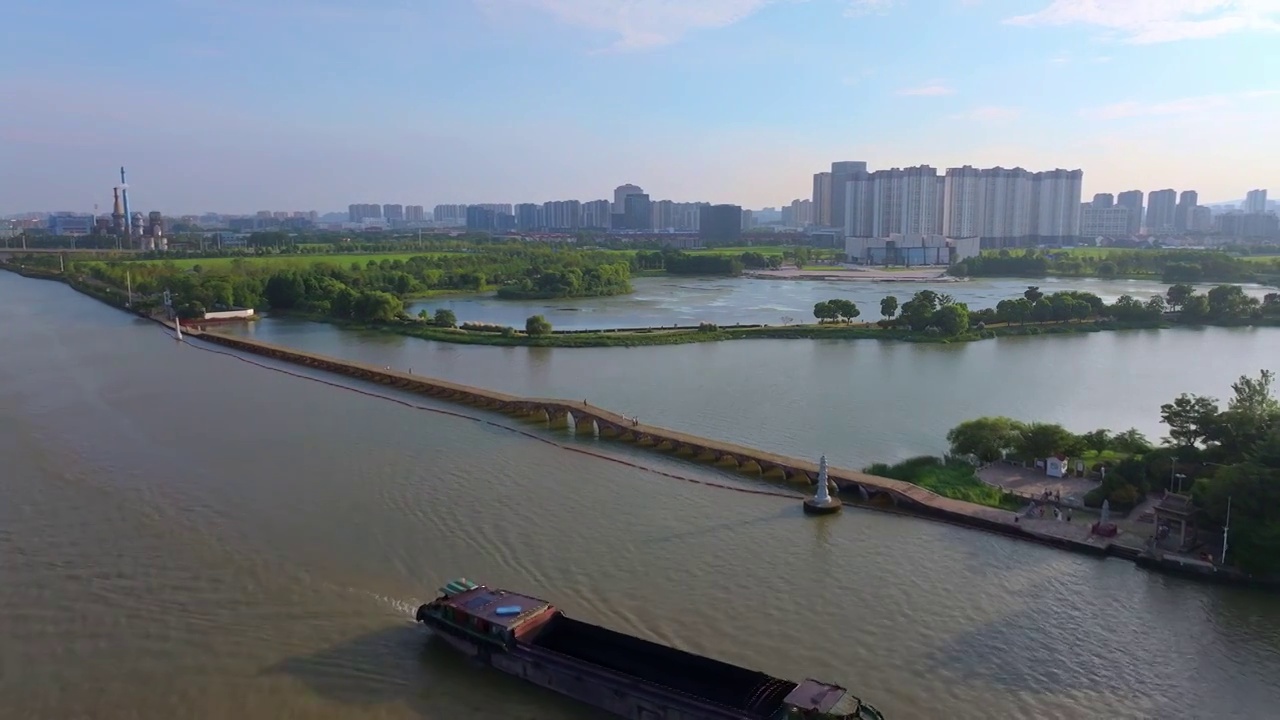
[[406, 275, 1277, 331], [3, 269, 1280, 720]]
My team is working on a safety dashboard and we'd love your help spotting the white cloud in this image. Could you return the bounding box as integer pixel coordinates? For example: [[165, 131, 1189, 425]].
[[1079, 89, 1277, 119], [896, 80, 956, 96], [1006, 1, 1280, 44], [951, 106, 1023, 122], [477, 0, 782, 50]]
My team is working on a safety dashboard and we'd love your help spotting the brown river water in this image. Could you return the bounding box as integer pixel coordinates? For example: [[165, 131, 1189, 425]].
[[2, 270, 1279, 720]]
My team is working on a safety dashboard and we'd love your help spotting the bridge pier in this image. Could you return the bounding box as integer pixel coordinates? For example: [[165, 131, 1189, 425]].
[[737, 459, 762, 475], [546, 408, 570, 430], [572, 414, 597, 436]]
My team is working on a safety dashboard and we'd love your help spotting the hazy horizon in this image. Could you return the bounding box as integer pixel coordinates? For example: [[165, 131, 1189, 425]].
[[3, 0, 1277, 216]]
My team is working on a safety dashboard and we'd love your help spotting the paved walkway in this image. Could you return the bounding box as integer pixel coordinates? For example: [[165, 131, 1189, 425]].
[[978, 464, 1100, 507]]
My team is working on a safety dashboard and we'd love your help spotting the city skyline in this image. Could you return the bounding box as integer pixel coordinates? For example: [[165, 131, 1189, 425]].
[[4, 0, 1278, 215]]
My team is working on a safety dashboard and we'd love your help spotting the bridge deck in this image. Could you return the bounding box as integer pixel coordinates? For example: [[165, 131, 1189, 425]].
[[186, 325, 1015, 527]]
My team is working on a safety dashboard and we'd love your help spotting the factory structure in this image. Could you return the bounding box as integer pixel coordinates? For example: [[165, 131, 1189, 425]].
[[43, 167, 169, 248], [103, 167, 166, 250]]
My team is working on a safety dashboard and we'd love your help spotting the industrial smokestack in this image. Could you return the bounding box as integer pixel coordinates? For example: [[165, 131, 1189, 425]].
[[120, 166, 132, 243]]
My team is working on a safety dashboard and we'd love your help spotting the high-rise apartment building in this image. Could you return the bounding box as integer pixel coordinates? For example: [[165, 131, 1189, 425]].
[[1245, 189, 1269, 214], [622, 193, 652, 231], [828, 161, 868, 231], [433, 204, 468, 224], [1146, 189, 1177, 234], [699, 204, 743, 242], [1080, 204, 1130, 237], [812, 172, 833, 227], [787, 198, 813, 227], [613, 184, 644, 214], [1191, 205, 1213, 233], [474, 203, 513, 217], [845, 165, 943, 238], [942, 165, 984, 238], [465, 206, 496, 231], [977, 167, 1035, 245], [514, 203, 539, 231], [581, 200, 612, 229], [348, 203, 381, 222], [1092, 193, 1114, 208], [1032, 169, 1084, 242], [405, 205, 425, 222], [852, 164, 1081, 247], [1174, 190, 1198, 232], [1116, 190, 1144, 236], [542, 200, 582, 230], [382, 204, 404, 222]]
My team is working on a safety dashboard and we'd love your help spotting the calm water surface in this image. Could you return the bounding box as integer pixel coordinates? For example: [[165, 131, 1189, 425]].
[[407, 276, 1276, 331], [3, 271, 1280, 720], [229, 318, 1280, 469]]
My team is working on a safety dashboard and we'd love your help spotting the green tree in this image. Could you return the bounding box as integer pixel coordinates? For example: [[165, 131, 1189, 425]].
[[1017, 422, 1082, 461], [525, 314, 552, 336], [1023, 285, 1044, 303], [1202, 445, 1280, 574], [946, 417, 1026, 462], [433, 308, 458, 328], [933, 303, 970, 336], [1166, 283, 1195, 311], [813, 300, 836, 323], [1097, 260, 1118, 278], [1181, 294, 1210, 320], [351, 291, 403, 322], [1080, 429, 1112, 454], [1111, 428, 1153, 455], [828, 298, 860, 322], [880, 295, 898, 321], [1160, 393, 1221, 448]]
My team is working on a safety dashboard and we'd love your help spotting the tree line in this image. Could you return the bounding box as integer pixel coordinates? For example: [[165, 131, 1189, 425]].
[[75, 247, 637, 322], [810, 284, 1280, 339], [946, 370, 1280, 575], [951, 248, 1271, 284]]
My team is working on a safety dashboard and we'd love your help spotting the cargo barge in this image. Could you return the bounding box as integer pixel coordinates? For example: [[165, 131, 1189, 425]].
[[415, 578, 885, 720]]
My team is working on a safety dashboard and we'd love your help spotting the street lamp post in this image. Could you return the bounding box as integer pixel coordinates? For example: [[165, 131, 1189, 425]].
[[1222, 495, 1232, 565]]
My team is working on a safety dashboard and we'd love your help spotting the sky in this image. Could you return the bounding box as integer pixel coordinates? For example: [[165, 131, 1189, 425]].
[[2, 0, 1278, 215]]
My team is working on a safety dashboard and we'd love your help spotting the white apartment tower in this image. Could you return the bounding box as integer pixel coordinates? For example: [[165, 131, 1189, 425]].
[[1245, 189, 1268, 214], [1033, 169, 1084, 241], [844, 165, 942, 237], [942, 165, 984, 237]]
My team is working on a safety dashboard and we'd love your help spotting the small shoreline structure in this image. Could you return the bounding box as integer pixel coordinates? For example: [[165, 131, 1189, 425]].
[[803, 456, 842, 515]]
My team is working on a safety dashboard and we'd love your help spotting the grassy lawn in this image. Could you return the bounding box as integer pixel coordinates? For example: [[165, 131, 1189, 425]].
[[1238, 255, 1280, 264], [686, 245, 789, 256], [864, 456, 1023, 510]]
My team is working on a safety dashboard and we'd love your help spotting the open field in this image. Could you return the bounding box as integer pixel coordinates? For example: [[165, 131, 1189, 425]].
[[686, 245, 789, 256], [1238, 254, 1280, 264]]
